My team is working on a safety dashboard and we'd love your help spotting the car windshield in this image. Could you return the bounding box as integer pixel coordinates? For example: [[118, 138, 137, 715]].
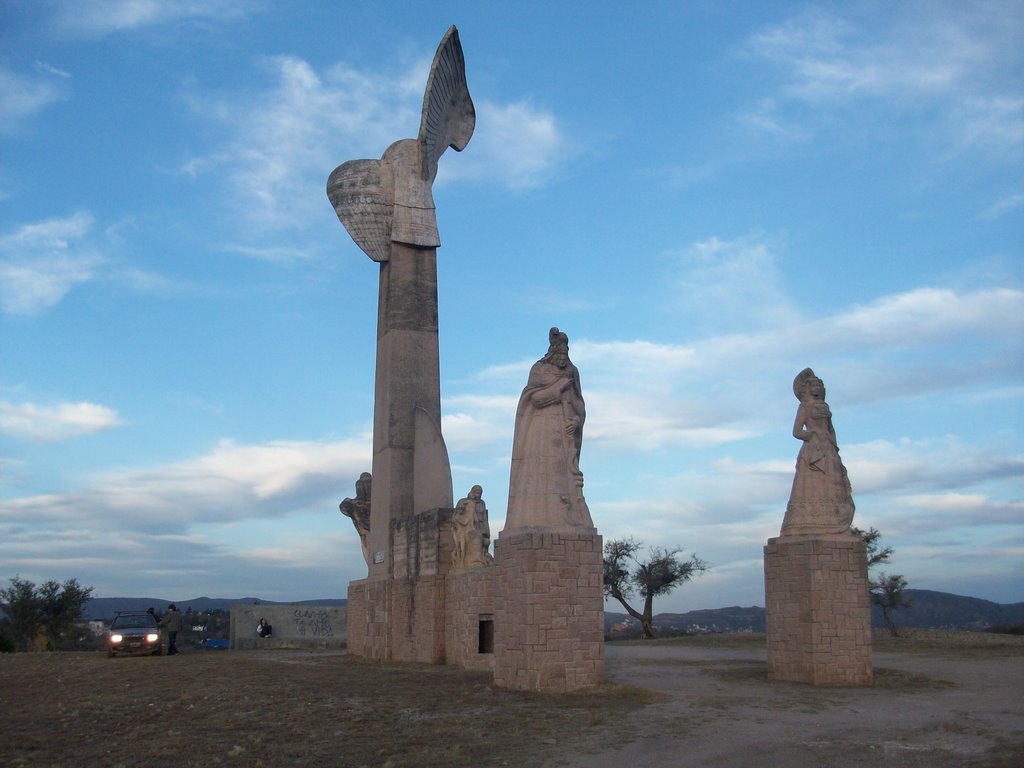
[[111, 614, 157, 629]]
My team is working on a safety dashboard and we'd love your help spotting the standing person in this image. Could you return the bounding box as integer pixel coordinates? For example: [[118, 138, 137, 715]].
[[159, 603, 183, 655]]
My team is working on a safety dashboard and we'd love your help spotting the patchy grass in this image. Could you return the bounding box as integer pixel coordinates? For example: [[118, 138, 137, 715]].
[[613, 632, 768, 649], [872, 629, 1024, 658], [614, 628, 1024, 658], [3, 630, 1018, 767], [706, 662, 957, 692], [0, 650, 655, 768]]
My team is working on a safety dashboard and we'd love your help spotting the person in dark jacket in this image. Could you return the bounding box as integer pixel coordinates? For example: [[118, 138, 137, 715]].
[[159, 604, 183, 655]]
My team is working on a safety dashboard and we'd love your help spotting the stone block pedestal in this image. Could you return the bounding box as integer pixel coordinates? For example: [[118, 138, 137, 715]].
[[445, 568, 495, 671], [346, 507, 454, 663], [493, 530, 604, 692], [764, 534, 873, 685], [346, 577, 392, 661]]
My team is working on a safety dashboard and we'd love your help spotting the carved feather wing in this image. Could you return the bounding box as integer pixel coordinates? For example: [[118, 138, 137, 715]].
[[327, 158, 391, 263], [418, 25, 475, 183]]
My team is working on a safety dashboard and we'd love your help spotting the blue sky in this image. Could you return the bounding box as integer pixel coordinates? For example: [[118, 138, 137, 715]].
[[1, 1, 1021, 612]]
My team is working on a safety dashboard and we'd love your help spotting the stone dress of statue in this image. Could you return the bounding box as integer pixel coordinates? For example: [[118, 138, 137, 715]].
[[339, 472, 372, 566], [451, 485, 492, 569], [780, 368, 855, 536], [504, 327, 594, 532]]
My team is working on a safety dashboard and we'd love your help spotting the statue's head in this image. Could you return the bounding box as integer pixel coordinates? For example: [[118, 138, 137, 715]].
[[469, 484, 482, 499], [545, 327, 570, 367], [793, 368, 825, 401], [355, 472, 372, 500]]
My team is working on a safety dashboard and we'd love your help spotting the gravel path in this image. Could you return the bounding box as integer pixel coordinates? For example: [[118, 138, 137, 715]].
[[556, 641, 1024, 768]]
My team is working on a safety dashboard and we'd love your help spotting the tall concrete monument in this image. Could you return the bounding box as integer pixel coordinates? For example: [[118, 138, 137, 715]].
[[764, 369, 872, 685], [328, 26, 474, 577], [329, 28, 602, 692]]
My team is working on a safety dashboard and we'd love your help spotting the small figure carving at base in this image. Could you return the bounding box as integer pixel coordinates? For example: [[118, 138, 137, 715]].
[[340, 472, 372, 566], [451, 485, 493, 569], [781, 368, 855, 536]]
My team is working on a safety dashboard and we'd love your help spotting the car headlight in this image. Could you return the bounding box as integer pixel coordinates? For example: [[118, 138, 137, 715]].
[[146, 633, 159, 642], [110, 634, 123, 643]]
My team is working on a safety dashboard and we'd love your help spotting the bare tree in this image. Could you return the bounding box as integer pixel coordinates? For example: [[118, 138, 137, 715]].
[[603, 538, 708, 639], [852, 527, 910, 637], [854, 526, 894, 569]]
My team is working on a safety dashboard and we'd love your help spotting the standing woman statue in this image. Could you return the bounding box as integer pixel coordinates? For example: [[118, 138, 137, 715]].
[[781, 368, 856, 536], [504, 327, 594, 532]]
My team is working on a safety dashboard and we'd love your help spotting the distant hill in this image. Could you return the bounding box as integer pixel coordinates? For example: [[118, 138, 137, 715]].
[[605, 590, 1024, 635], [870, 589, 1024, 630], [82, 596, 347, 621], [80, 590, 1022, 630]]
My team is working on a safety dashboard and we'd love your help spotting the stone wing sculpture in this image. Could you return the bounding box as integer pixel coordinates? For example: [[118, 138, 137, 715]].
[[327, 25, 475, 261]]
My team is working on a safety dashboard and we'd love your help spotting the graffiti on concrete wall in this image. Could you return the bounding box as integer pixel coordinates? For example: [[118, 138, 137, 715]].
[[293, 609, 334, 637]]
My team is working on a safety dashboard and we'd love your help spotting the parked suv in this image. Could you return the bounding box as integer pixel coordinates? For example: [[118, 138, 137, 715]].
[[106, 611, 164, 657]]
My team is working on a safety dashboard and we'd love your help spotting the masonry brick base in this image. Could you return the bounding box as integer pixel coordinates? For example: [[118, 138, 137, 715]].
[[346, 578, 391, 660], [493, 530, 605, 692], [764, 535, 873, 685], [346, 513, 604, 691], [346, 508, 453, 663], [445, 568, 495, 671]]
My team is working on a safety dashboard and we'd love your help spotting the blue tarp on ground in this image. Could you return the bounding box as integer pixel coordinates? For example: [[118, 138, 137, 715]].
[[201, 638, 230, 650]]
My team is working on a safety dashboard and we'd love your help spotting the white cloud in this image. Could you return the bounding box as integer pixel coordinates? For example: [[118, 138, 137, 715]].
[[979, 191, 1024, 220], [0, 212, 201, 312], [0, 65, 67, 132], [825, 287, 1024, 346], [221, 243, 317, 265], [0, 257, 100, 315], [445, 100, 568, 190], [0, 400, 123, 441], [0, 212, 102, 314], [185, 55, 566, 234], [0, 437, 372, 529], [669, 235, 799, 333], [840, 438, 1023, 497], [583, 389, 758, 451], [445, 276, 1022, 462], [0, 436, 372, 598], [742, 3, 1024, 156], [183, 55, 418, 232], [747, 8, 985, 101], [901, 492, 1023, 525], [955, 96, 1024, 155], [442, 397, 517, 453], [440, 273, 1022, 591], [51, 0, 252, 36]]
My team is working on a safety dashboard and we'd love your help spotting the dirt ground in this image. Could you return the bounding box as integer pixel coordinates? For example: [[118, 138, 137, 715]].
[[565, 630, 1024, 768], [1, 630, 1021, 768]]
